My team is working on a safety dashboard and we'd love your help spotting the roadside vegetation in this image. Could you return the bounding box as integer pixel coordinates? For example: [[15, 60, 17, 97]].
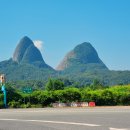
[[0, 79, 130, 108]]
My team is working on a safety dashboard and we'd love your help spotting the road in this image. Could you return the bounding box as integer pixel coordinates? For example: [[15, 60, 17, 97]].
[[0, 107, 130, 130]]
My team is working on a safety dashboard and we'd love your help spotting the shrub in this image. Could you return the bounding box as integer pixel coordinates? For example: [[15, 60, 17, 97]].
[[0, 101, 4, 108], [8, 100, 20, 108], [62, 88, 81, 102]]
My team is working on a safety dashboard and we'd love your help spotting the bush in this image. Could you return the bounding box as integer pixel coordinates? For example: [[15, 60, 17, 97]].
[[37, 91, 53, 107], [100, 89, 117, 105], [52, 90, 64, 103], [30, 91, 41, 104], [45, 79, 64, 91], [8, 100, 20, 108], [62, 88, 81, 102], [0, 101, 4, 108], [118, 92, 130, 105]]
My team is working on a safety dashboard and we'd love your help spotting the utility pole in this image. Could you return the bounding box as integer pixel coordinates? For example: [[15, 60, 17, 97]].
[[0, 74, 7, 108]]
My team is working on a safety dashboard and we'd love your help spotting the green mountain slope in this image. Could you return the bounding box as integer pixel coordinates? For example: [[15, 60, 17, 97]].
[[0, 36, 55, 81], [56, 42, 108, 73], [56, 42, 130, 86], [0, 38, 130, 86], [0, 59, 55, 81]]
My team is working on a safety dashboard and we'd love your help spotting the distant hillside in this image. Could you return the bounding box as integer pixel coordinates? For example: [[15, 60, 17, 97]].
[[0, 37, 130, 86], [0, 36, 55, 81], [56, 42, 108, 73], [56, 42, 130, 86]]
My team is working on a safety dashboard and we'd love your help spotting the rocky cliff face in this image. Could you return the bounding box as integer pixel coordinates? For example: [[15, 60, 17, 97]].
[[13, 36, 44, 64], [56, 42, 108, 71]]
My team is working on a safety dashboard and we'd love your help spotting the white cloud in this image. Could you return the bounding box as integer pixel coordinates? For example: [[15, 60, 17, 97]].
[[33, 40, 44, 52]]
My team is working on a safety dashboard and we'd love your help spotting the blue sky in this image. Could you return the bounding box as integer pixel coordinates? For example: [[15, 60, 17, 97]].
[[0, 0, 130, 70]]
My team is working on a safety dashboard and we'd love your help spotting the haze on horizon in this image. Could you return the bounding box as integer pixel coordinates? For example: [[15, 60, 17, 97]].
[[0, 0, 130, 70]]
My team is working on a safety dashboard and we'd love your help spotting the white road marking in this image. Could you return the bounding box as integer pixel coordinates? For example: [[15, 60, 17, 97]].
[[109, 127, 128, 130], [0, 118, 100, 127]]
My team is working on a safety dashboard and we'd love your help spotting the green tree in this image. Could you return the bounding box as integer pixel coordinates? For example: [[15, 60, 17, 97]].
[[45, 78, 64, 91], [52, 90, 63, 103], [30, 91, 41, 104], [100, 89, 116, 105], [91, 79, 104, 90], [6, 86, 22, 104], [62, 88, 81, 102], [0, 92, 4, 108], [37, 91, 53, 107]]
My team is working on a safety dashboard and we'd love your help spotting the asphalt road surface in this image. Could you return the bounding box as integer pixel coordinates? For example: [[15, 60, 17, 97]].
[[0, 107, 130, 130]]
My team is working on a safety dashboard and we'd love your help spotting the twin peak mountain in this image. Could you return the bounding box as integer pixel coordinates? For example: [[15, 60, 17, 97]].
[[13, 36, 108, 70], [0, 36, 108, 81], [12, 36, 52, 69]]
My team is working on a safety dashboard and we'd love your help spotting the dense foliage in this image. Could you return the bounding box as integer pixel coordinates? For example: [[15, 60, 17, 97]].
[[0, 59, 130, 86], [0, 79, 130, 108]]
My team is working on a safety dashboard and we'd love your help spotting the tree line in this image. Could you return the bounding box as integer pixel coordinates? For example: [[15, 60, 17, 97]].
[[0, 78, 130, 108]]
